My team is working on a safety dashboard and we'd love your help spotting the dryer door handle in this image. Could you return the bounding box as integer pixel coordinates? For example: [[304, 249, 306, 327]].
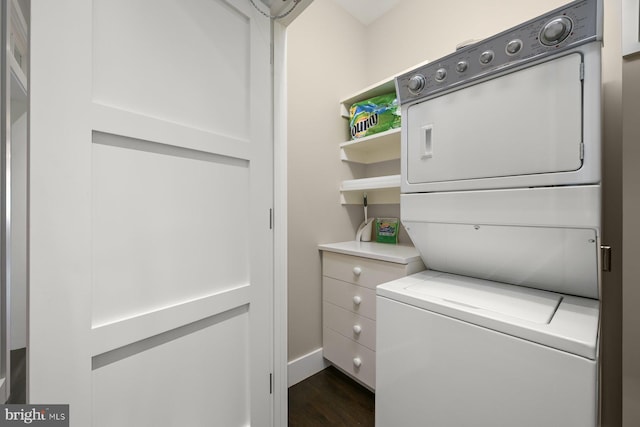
[[421, 124, 434, 159]]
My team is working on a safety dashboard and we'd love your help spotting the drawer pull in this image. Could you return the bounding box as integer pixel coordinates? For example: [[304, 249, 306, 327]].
[[353, 266, 362, 277], [353, 324, 362, 335], [353, 357, 362, 368], [353, 295, 362, 305]]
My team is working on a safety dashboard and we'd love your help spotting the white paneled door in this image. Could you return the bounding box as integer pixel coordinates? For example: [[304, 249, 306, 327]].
[[30, 0, 274, 425]]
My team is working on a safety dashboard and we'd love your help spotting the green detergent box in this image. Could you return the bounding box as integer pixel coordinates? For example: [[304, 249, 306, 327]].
[[349, 93, 400, 139], [375, 218, 399, 244]]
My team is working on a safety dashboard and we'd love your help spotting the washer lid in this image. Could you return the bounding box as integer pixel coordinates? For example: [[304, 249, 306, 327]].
[[378, 270, 600, 359], [405, 272, 562, 324]]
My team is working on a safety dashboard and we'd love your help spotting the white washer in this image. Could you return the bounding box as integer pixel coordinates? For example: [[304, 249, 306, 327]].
[[376, 272, 599, 427], [377, 0, 603, 425]]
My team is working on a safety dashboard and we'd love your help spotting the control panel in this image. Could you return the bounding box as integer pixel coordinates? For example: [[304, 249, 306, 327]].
[[396, 0, 600, 105]]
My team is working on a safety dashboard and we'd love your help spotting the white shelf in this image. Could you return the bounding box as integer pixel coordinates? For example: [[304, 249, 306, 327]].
[[340, 78, 396, 118], [340, 175, 400, 205], [340, 128, 400, 164], [337, 60, 429, 205], [339, 59, 430, 117], [341, 174, 400, 191]]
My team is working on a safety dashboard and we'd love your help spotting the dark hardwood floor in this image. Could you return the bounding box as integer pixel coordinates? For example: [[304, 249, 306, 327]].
[[288, 366, 375, 426], [7, 347, 26, 404]]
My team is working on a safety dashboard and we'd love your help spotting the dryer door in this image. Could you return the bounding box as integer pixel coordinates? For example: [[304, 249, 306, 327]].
[[400, 186, 601, 299], [405, 53, 583, 189]]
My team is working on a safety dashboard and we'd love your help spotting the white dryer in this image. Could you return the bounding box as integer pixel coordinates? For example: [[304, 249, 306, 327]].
[[376, 0, 603, 426]]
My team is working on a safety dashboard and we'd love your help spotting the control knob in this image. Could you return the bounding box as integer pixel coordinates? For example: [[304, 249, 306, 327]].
[[456, 60, 469, 73], [540, 16, 573, 46], [407, 74, 426, 94], [506, 39, 523, 55], [479, 50, 494, 65], [435, 68, 447, 82]]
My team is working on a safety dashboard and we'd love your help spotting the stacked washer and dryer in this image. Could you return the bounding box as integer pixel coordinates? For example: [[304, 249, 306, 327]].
[[376, 0, 604, 426]]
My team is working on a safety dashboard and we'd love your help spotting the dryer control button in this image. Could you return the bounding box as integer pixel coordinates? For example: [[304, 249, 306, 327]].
[[479, 50, 494, 65], [506, 39, 523, 55]]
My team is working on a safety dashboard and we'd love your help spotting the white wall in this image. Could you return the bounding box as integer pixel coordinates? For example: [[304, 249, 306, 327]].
[[287, 0, 369, 360]]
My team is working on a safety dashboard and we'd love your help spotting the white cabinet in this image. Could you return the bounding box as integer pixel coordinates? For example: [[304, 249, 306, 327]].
[[319, 242, 424, 389]]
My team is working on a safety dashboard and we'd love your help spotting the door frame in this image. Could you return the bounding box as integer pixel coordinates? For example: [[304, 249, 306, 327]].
[[273, 19, 288, 426], [272, 1, 314, 422], [0, 0, 11, 404]]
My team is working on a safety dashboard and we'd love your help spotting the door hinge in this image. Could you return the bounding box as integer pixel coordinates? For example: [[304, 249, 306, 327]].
[[270, 42, 274, 65], [601, 245, 612, 272], [269, 373, 273, 394], [580, 62, 585, 80], [580, 142, 585, 160], [269, 208, 273, 230]]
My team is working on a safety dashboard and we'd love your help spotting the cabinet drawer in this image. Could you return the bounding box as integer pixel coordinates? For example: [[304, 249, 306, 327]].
[[323, 327, 376, 389], [323, 302, 376, 351], [323, 277, 376, 320], [323, 251, 408, 289]]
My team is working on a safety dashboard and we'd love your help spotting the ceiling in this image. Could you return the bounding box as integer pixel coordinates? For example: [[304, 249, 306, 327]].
[[332, 0, 401, 25]]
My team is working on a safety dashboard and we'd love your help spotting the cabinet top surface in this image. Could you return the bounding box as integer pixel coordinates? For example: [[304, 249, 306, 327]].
[[318, 241, 422, 264]]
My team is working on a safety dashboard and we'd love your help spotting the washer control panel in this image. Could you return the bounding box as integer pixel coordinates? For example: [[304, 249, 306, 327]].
[[396, 0, 600, 104]]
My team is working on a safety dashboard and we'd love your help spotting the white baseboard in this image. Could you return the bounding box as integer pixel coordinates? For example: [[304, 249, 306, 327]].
[[288, 347, 329, 387]]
